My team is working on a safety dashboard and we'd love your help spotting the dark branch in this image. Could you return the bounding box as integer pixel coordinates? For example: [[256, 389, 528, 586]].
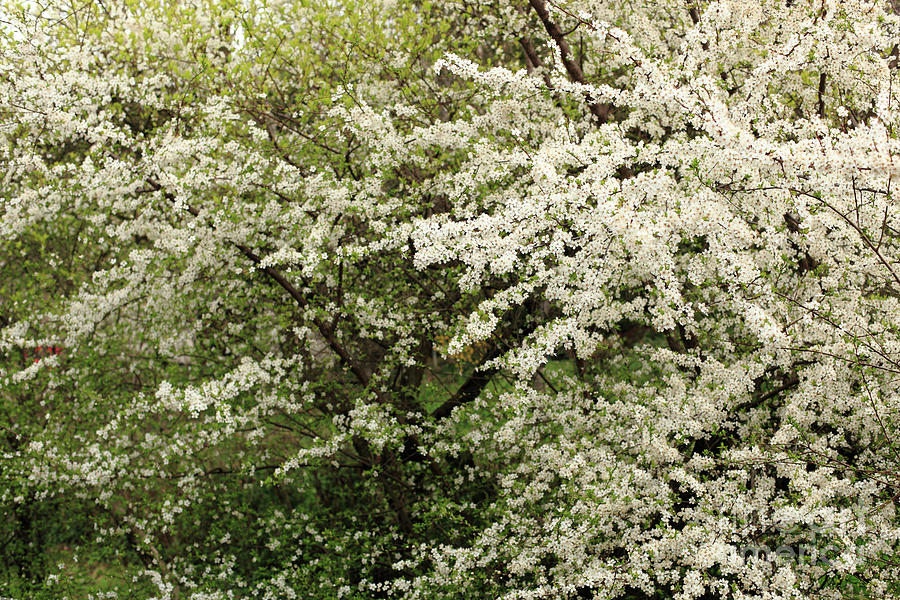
[[430, 359, 499, 420], [527, 0, 611, 124], [817, 72, 827, 119], [145, 178, 371, 386]]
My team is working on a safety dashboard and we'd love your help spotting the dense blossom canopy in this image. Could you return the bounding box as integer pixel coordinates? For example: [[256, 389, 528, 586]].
[[1, 0, 899, 598]]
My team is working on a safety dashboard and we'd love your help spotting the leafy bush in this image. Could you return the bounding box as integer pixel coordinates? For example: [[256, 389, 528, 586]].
[[1, 1, 899, 598]]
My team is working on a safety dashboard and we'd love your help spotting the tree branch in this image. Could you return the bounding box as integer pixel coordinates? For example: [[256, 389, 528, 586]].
[[526, 0, 611, 124], [145, 178, 371, 386], [817, 72, 827, 119], [430, 355, 499, 420]]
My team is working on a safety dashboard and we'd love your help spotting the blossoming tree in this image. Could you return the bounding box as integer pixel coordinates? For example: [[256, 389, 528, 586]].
[[1, 0, 899, 598]]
